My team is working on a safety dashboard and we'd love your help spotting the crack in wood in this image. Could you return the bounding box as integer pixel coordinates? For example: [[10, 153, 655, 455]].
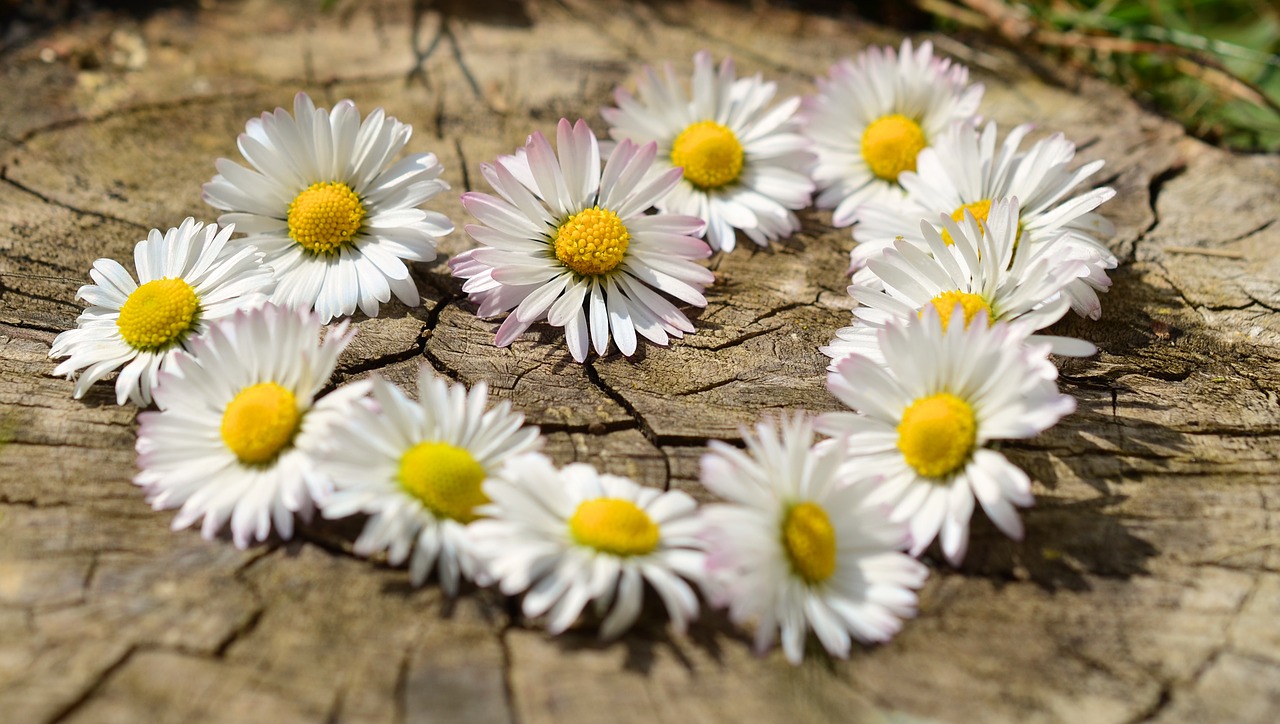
[[392, 648, 411, 724], [324, 686, 346, 724], [7, 92, 262, 146], [1130, 571, 1269, 722], [454, 138, 472, 193], [47, 644, 138, 724], [497, 626, 522, 724], [0, 176, 148, 232], [334, 338, 429, 381], [1131, 161, 1188, 262]]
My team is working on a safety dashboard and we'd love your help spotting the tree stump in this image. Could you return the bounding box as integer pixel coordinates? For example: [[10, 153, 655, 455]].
[[2, 1, 1279, 721]]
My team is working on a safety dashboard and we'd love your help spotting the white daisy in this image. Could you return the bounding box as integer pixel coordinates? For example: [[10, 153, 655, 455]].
[[134, 304, 369, 548], [317, 365, 542, 595], [49, 217, 273, 406], [821, 196, 1096, 369], [803, 39, 983, 226], [817, 307, 1076, 566], [448, 118, 714, 362], [852, 120, 1116, 319], [203, 92, 454, 322], [469, 453, 704, 639], [602, 50, 816, 252], [700, 414, 928, 665]]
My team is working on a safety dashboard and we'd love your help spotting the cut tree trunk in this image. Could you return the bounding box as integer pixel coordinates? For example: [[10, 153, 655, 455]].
[[2, 1, 1279, 722]]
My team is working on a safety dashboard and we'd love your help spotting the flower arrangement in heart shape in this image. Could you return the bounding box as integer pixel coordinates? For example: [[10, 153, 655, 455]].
[[46, 35, 1119, 665]]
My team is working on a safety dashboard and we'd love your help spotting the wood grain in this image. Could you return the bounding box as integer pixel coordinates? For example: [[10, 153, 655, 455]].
[[2, 1, 1279, 721]]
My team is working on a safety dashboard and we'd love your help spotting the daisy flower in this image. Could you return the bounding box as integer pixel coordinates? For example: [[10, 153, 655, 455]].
[[852, 120, 1116, 319], [817, 307, 1076, 566], [318, 366, 542, 595], [469, 453, 704, 639], [602, 51, 815, 252], [804, 39, 983, 226], [203, 92, 454, 322], [134, 304, 369, 548], [448, 118, 713, 362], [821, 197, 1096, 369], [700, 414, 928, 665], [49, 218, 273, 406]]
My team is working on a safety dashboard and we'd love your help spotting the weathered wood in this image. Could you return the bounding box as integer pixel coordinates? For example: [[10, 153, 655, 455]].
[[3, 0, 1279, 721]]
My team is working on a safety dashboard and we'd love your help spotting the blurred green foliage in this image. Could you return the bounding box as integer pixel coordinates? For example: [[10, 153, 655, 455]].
[[965, 0, 1280, 151]]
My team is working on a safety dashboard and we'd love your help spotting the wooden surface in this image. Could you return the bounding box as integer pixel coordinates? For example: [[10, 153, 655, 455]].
[[3, 1, 1280, 721]]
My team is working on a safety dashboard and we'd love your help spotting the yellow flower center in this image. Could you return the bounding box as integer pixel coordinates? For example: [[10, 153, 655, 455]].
[[925, 290, 993, 330], [397, 441, 489, 523], [670, 120, 745, 190], [940, 198, 993, 246], [116, 278, 201, 352], [861, 114, 927, 182], [554, 206, 630, 276], [897, 392, 978, 479], [568, 498, 660, 557], [782, 502, 836, 584], [220, 382, 301, 465], [287, 181, 366, 255]]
